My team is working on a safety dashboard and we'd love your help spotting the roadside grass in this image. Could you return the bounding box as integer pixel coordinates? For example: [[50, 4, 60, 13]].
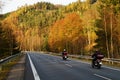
[[0, 54, 23, 80]]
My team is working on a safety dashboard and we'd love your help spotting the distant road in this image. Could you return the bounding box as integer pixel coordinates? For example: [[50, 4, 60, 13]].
[[24, 52, 120, 80]]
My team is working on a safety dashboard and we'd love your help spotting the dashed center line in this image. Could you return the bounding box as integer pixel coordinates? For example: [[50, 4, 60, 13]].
[[94, 74, 112, 80], [65, 64, 72, 67]]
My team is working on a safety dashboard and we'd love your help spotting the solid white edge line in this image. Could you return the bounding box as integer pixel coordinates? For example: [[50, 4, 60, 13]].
[[28, 54, 41, 80], [103, 66, 120, 72], [94, 74, 112, 80], [72, 58, 120, 72]]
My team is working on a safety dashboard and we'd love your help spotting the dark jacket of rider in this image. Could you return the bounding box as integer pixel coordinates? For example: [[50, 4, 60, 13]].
[[92, 50, 104, 64], [92, 51, 100, 59], [62, 49, 67, 56]]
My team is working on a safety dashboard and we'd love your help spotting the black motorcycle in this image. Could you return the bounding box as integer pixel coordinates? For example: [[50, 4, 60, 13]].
[[92, 59, 102, 69], [62, 54, 68, 60], [62, 52, 68, 60]]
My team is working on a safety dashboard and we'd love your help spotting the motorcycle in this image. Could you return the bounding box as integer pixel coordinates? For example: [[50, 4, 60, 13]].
[[92, 59, 102, 69], [92, 54, 104, 69], [62, 52, 68, 60]]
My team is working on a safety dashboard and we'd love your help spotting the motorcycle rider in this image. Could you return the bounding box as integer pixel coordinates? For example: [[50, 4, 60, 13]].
[[62, 49, 68, 59], [92, 50, 104, 65]]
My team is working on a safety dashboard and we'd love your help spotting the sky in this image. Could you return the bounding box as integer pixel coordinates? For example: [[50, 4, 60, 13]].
[[0, 0, 85, 14]]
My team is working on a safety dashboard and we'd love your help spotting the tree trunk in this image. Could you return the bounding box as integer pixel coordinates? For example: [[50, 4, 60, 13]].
[[110, 12, 113, 59], [104, 9, 110, 58]]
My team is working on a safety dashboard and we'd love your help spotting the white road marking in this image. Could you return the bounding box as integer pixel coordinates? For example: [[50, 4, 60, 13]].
[[94, 74, 112, 80], [70, 58, 120, 72], [103, 66, 120, 72], [65, 64, 72, 67], [28, 54, 41, 80]]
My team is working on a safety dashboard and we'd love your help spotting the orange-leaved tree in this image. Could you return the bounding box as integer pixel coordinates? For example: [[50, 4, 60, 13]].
[[48, 12, 87, 54]]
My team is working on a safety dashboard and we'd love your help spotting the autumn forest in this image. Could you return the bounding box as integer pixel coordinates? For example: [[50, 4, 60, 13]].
[[0, 0, 120, 59]]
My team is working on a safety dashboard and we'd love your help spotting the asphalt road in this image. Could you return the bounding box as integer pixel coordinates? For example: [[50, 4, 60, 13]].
[[24, 52, 120, 80]]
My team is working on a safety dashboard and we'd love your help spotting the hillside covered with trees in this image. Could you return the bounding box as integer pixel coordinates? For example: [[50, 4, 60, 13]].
[[0, 0, 120, 59]]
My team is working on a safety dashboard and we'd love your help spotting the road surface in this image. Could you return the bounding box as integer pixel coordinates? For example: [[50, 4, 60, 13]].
[[24, 52, 120, 80]]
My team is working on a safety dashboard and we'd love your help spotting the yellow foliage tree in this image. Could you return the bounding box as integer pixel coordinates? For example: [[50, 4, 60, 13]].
[[48, 13, 87, 54]]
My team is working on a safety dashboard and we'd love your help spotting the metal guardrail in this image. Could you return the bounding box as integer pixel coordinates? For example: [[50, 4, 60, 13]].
[[46, 52, 120, 64], [70, 55, 120, 64], [0, 53, 21, 65], [106, 58, 120, 63]]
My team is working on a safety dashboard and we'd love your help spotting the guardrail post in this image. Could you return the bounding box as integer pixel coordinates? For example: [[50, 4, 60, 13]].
[[0, 66, 2, 71]]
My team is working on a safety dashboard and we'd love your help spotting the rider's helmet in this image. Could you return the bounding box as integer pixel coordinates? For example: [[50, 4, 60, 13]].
[[63, 49, 66, 51]]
